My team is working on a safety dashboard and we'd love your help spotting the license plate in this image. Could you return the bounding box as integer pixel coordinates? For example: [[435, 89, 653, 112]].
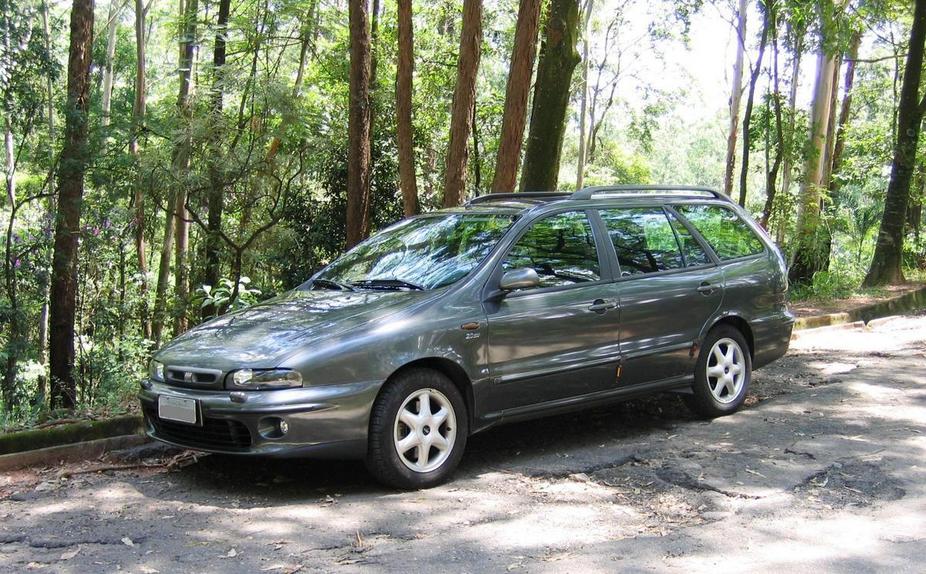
[[158, 395, 198, 425]]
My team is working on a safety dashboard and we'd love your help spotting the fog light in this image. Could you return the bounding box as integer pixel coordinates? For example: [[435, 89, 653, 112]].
[[258, 417, 288, 439]]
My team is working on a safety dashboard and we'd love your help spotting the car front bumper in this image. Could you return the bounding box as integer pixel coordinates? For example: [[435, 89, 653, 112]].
[[138, 379, 381, 458]]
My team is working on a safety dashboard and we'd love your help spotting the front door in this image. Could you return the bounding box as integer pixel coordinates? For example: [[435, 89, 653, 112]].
[[597, 206, 724, 385], [486, 210, 621, 412]]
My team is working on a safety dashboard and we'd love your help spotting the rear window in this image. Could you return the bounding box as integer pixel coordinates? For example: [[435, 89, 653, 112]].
[[599, 207, 710, 275], [675, 204, 765, 260]]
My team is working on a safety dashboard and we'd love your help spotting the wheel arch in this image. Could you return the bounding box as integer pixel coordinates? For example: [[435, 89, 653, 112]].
[[382, 357, 475, 430], [704, 314, 755, 359]]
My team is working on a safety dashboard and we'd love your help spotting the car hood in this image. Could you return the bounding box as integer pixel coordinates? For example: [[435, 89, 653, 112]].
[[155, 289, 436, 370]]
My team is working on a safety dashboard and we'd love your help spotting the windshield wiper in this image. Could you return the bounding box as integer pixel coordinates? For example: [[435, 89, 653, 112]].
[[350, 278, 424, 291], [312, 278, 355, 291]]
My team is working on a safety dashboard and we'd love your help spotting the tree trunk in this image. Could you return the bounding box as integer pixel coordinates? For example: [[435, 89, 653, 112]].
[[737, 3, 769, 207], [38, 0, 57, 403], [131, 0, 150, 339], [370, 0, 381, 88], [443, 0, 484, 207], [820, 52, 842, 193], [819, 32, 861, 270], [346, 0, 372, 246], [153, 0, 197, 341], [864, 0, 926, 286], [789, 40, 837, 284], [396, 0, 418, 215], [520, 0, 581, 192], [203, 0, 231, 319], [776, 32, 801, 244], [827, 33, 860, 200], [49, 0, 94, 410], [723, 0, 747, 197], [761, 11, 784, 229], [173, 0, 197, 335], [101, 0, 123, 132], [575, 0, 594, 191], [151, 191, 175, 344], [491, 0, 542, 193]]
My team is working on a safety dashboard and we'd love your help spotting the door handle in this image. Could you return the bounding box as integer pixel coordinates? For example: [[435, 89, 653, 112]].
[[697, 282, 715, 295], [588, 298, 617, 313]]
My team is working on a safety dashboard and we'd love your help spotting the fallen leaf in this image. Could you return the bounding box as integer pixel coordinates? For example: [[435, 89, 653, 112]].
[[60, 546, 81, 561], [121, 537, 135, 547]]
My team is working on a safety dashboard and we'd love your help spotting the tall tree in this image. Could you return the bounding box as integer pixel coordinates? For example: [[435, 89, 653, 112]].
[[737, 1, 770, 207], [775, 18, 804, 243], [575, 0, 594, 190], [203, 0, 231, 318], [152, 0, 197, 342], [101, 0, 124, 131], [789, 4, 837, 284], [173, 0, 197, 335], [346, 0, 372, 245], [491, 0, 542, 193], [864, 0, 926, 285], [520, 0, 581, 191], [723, 0, 748, 197], [761, 10, 784, 229], [49, 0, 94, 409], [396, 0, 418, 215], [131, 0, 149, 338], [443, 0, 483, 207]]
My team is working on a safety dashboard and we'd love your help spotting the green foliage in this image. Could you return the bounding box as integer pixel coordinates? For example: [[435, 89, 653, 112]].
[[194, 277, 262, 317]]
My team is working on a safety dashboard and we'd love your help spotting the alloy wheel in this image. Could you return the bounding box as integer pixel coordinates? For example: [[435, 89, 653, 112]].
[[706, 337, 746, 404], [393, 388, 457, 473]]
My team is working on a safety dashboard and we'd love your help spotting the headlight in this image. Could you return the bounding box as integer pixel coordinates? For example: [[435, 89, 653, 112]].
[[150, 360, 165, 381], [226, 369, 303, 390]]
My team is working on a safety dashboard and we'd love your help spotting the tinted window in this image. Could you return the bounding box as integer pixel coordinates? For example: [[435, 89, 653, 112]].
[[667, 212, 712, 266], [676, 204, 765, 260], [600, 208, 688, 275], [316, 214, 515, 290], [503, 211, 600, 289]]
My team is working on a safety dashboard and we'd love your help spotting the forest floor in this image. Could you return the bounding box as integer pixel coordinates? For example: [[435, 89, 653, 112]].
[[790, 281, 925, 317], [1, 312, 925, 573]]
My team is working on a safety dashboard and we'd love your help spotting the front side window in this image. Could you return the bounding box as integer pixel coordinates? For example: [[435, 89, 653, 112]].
[[314, 214, 516, 290], [600, 208, 693, 275], [675, 204, 765, 260], [503, 211, 600, 289]]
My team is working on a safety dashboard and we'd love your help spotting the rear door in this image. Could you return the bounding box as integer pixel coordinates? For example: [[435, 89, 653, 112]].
[[597, 206, 724, 385], [485, 210, 622, 411]]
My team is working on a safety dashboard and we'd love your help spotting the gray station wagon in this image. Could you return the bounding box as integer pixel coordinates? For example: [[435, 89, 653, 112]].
[[140, 185, 794, 489]]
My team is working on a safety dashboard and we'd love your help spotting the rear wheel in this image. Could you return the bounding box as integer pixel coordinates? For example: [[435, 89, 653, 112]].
[[685, 325, 752, 418], [366, 368, 468, 489]]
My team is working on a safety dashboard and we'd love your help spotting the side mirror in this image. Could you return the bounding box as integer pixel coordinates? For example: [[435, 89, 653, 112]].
[[499, 267, 540, 291]]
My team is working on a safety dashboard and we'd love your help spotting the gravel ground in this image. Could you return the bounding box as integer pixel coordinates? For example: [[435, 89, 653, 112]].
[[2, 312, 925, 573]]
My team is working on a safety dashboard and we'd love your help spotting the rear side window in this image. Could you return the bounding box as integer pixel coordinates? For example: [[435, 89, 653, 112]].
[[675, 204, 765, 260], [600, 208, 703, 275], [503, 210, 600, 289]]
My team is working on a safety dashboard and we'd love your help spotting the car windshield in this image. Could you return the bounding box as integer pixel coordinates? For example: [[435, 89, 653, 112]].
[[310, 213, 517, 291]]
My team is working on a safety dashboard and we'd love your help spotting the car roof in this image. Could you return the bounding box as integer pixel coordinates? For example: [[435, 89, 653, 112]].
[[437, 185, 734, 215]]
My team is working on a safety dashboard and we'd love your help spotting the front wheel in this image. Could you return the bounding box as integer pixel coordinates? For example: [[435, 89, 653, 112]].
[[366, 369, 468, 489], [684, 325, 752, 418]]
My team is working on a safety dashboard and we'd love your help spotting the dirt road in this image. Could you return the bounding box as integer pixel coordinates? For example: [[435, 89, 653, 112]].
[[2, 312, 925, 573]]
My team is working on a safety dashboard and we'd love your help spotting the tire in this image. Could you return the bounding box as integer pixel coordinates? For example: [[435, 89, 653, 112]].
[[366, 368, 469, 489], [684, 325, 752, 418]]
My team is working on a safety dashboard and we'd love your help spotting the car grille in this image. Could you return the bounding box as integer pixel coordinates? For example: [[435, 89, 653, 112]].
[[164, 366, 222, 388], [144, 406, 252, 451]]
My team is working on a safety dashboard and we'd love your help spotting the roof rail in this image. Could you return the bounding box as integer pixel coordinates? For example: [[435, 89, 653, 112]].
[[570, 185, 730, 202], [466, 192, 571, 205]]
